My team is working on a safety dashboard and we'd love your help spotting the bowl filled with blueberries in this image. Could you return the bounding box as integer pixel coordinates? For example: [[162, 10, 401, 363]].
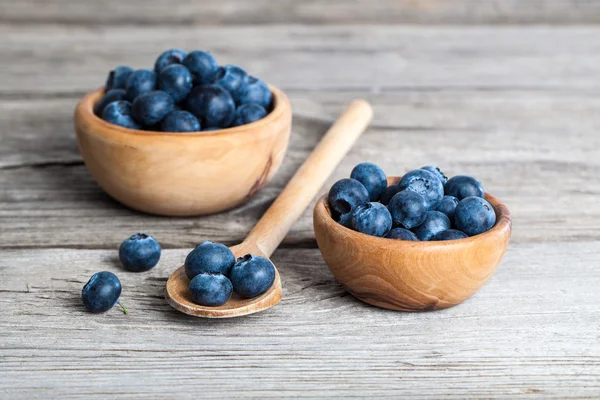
[[313, 163, 512, 312], [74, 49, 292, 216]]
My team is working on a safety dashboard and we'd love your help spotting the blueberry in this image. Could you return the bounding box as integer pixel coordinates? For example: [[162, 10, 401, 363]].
[[118, 233, 161, 272], [327, 178, 369, 218], [454, 196, 496, 236], [188, 272, 233, 307], [81, 271, 125, 313], [132, 91, 175, 126], [161, 110, 201, 132], [229, 254, 276, 298], [350, 162, 387, 201], [125, 69, 157, 101], [94, 88, 126, 116], [236, 76, 272, 108], [421, 165, 448, 185], [386, 227, 419, 241], [379, 185, 401, 206], [411, 211, 451, 241], [105, 66, 134, 90], [335, 212, 354, 228], [182, 50, 219, 85], [431, 229, 468, 241], [231, 103, 267, 127], [437, 195, 459, 221], [158, 64, 193, 103], [185, 85, 236, 128], [398, 169, 444, 210], [102, 101, 141, 130], [184, 241, 236, 280], [214, 65, 248, 97], [203, 127, 221, 131], [154, 48, 187, 73], [387, 190, 428, 229], [351, 202, 392, 237], [445, 175, 484, 200]]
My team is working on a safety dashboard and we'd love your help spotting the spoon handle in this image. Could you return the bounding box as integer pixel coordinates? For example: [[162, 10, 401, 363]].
[[243, 99, 373, 257]]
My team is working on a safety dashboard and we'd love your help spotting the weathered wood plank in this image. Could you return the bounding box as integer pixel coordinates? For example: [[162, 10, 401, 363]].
[[0, 243, 599, 398], [2, 0, 600, 25]]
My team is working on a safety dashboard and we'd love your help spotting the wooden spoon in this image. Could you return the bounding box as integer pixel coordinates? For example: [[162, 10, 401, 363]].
[[165, 99, 374, 318]]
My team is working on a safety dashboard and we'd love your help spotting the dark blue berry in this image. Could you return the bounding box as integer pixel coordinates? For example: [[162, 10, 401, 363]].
[[182, 50, 219, 85], [454, 196, 496, 236], [421, 165, 448, 185], [184, 241, 236, 280], [398, 169, 444, 210], [185, 85, 236, 128], [214, 65, 248, 97], [386, 227, 419, 241], [445, 175, 484, 200], [118, 233, 161, 272], [387, 190, 428, 229], [350, 162, 387, 201], [81, 271, 123, 313], [105, 66, 134, 91], [231, 103, 267, 127], [132, 91, 175, 126], [379, 185, 401, 206], [125, 69, 157, 101], [229, 254, 276, 298], [411, 211, 451, 241], [431, 229, 468, 241], [437, 195, 459, 221], [236, 76, 272, 108], [154, 49, 187, 73], [336, 212, 354, 228], [161, 110, 201, 132], [102, 101, 141, 130], [94, 88, 126, 116], [189, 272, 233, 307], [203, 127, 221, 131], [327, 178, 369, 217], [351, 202, 392, 237], [158, 64, 193, 103]]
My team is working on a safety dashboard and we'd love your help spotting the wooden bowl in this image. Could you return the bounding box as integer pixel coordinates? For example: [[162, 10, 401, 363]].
[[313, 177, 512, 311], [74, 85, 292, 216]]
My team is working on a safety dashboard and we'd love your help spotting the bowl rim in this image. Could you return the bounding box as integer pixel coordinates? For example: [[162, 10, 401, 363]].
[[314, 176, 512, 248], [76, 83, 289, 138]]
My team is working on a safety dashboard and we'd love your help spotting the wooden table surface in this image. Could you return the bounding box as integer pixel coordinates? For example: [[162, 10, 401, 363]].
[[1, 1, 599, 398]]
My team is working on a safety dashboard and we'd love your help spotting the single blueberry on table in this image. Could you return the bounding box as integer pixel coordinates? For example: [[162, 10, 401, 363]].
[[421, 165, 448, 185], [327, 178, 369, 218], [379, 184, 401, 206], [182, 50, 219, 85], [350, 162, 387, 201], [351, 202, 392, 237], [154, 48, 187, 73], [161, 110, 201, 132], [158, 64, 194, 103], [82, 271, 126, 314], [386, 227, 419, 241], [437, 195, 459, 221], [184, 241, 236, 280], [125, 69, 157, 101], [188, 272, 233, 307], [230, 254, 276, 298], [454, 196, 496, 236], [411, 211, 451, 241], [105, 66, 134, 90], [214, 65, 249, 98], [94, 88, 126, 116], [387, 190, 428, 229], [431, 229, 468, 241], [231, 103, 267, 127], [398, 169, 444, 210], [132, 90, 175, 126], [235, 76, 272, 109], [102, 101, 141, 130], [185, 84, 236, 128], [118, 233, 161, 272], [445, 175, 484, 200]]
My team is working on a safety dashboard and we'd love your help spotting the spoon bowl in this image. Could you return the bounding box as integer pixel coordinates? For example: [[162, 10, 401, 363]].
[[313, 176, 512, 311]]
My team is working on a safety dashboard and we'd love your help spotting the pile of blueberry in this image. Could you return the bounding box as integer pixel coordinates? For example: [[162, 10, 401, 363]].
[[95, 49, 273, 132], [328, 163, 496, 241], [81, 233, 276, 314]]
